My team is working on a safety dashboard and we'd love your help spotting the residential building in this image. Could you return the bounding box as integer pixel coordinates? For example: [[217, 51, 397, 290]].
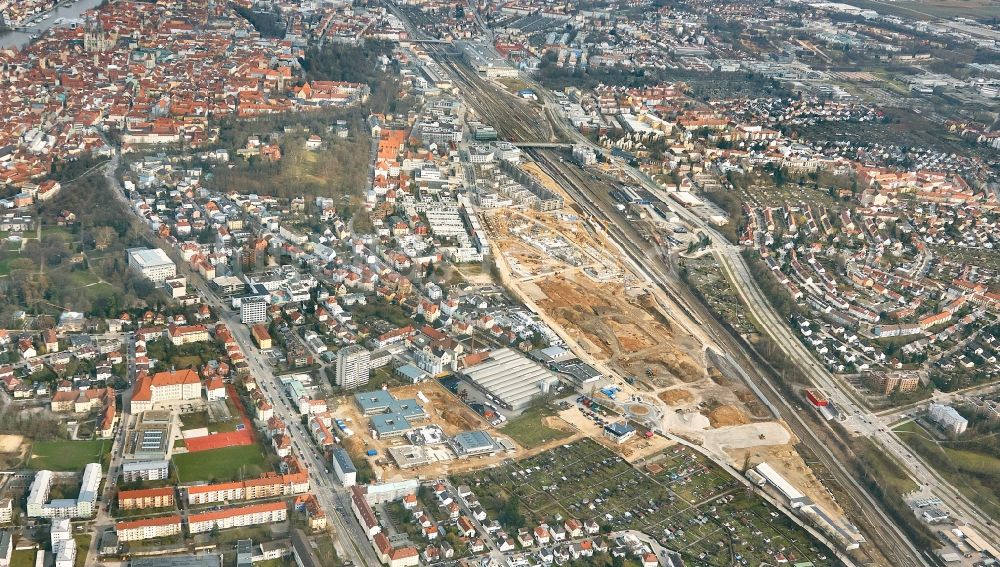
[[929, 403, 968, 436], [868, 370, 920, 395], [121, 460, 170, 483], [115, 515, 183, 542], [27, 463, 101, 518], [184, 462, 309, 506], [331, 447, 357, 487], [167, 324, 210, 346], [187, 501, 288, 534], [241, 297, 268, 325], [336, 345, 371, 389], [51, 518, 76, 567], [118, 487, 175, 510]]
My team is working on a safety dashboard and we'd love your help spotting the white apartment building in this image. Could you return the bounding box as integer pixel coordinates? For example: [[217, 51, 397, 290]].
[[187, 501, 288, 534], [331, 447, 357, 487], [51, 518, 76, 567], [929, 403, 968, 436], [240, 296, 268, 325], [121, 460, 170, 482], [115, 515, 183, 542], [27, 463, 102, 518], [127, 247, 177, 283], [26, 470, 52, 517], [336, 345, 371, 390]]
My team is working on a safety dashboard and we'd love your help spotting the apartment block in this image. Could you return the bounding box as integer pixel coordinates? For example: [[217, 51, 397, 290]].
[[187, 501, 288, 534], [115, 515, 183, 542], [118, 487, 175, 510]]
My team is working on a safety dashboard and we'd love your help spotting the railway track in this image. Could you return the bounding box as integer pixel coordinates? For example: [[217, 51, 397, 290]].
[[527, 148, 931, 567], [425, 43, 553, 143]]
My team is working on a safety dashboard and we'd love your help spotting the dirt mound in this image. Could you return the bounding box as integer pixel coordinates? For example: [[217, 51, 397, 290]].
[[658, 389, 694, 405], [441, 408, 478, 430], [708, 367, 730, 386], [607, 318, 656, 353], [705, 404, 749, 428], [542, 416, 573, 432], [636, 350, 703, 382]]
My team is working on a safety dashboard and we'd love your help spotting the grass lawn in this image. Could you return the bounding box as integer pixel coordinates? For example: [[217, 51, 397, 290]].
[[857, 434, 918, 494], [0, 251, 21, 276], [500, 402, 571, 449], [29, 439, 111, 472], [313, 534, 341, 566], [179, 411, 210, 430], [180, 410, 239, 434], [73, 534, 91, 567], [10, 550, 36, 567], [895, 420, 1000, 523], [172, 444, 269, 483]]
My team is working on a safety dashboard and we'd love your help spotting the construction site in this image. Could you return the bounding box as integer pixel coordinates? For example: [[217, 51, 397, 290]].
[[476, 155, 850, 535], [335, 381, 586, 481]]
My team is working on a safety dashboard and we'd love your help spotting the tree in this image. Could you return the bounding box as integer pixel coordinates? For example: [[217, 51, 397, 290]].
[[94, 226, 116, 250], [498, 495, 524, 529]]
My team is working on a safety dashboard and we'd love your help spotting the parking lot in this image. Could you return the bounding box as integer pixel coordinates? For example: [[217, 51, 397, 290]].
[[452, 438, 836, 566]]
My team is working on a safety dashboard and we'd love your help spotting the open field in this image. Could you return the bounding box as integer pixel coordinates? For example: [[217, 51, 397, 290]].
[[452, 438, 836, 566], [894, 420, 1000, 523], [500, 402, 575, 449], [172, 444, 269, 483], [29, 439, 111, 472], [840, 0, 1000, 19]]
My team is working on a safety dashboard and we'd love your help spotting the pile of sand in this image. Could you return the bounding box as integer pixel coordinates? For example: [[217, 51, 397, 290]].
[[658, 389, 694, 405], [0, 435, 25, 453], [705, 404, 750, 428]]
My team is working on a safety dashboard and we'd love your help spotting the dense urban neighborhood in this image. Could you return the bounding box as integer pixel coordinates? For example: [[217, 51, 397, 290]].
[[0, 0, 997, 566]]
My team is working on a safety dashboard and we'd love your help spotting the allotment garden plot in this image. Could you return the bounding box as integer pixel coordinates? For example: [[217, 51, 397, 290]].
[[454, 438, 836, 566]]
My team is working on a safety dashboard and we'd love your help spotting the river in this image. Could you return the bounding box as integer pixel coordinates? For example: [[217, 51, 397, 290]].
[[0, 0, 106, 50]]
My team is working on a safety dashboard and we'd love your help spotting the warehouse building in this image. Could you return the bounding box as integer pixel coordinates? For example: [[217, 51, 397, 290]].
[[459, 348, 559, 412]]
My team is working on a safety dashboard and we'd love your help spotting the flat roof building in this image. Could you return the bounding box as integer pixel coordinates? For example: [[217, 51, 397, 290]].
[[121, 460, 169, 482], [127, 247, 177, 283], [331, 448, 357, 487], [551, 358, 603, 386], [449, 430, 498, 457], [370, 413, 413, 439], [459, 348, 559, 411], [336, 345, 371, 390]]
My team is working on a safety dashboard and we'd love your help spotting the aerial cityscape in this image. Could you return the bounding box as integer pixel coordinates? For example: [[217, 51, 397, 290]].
[[0, 0, 997, 566]]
